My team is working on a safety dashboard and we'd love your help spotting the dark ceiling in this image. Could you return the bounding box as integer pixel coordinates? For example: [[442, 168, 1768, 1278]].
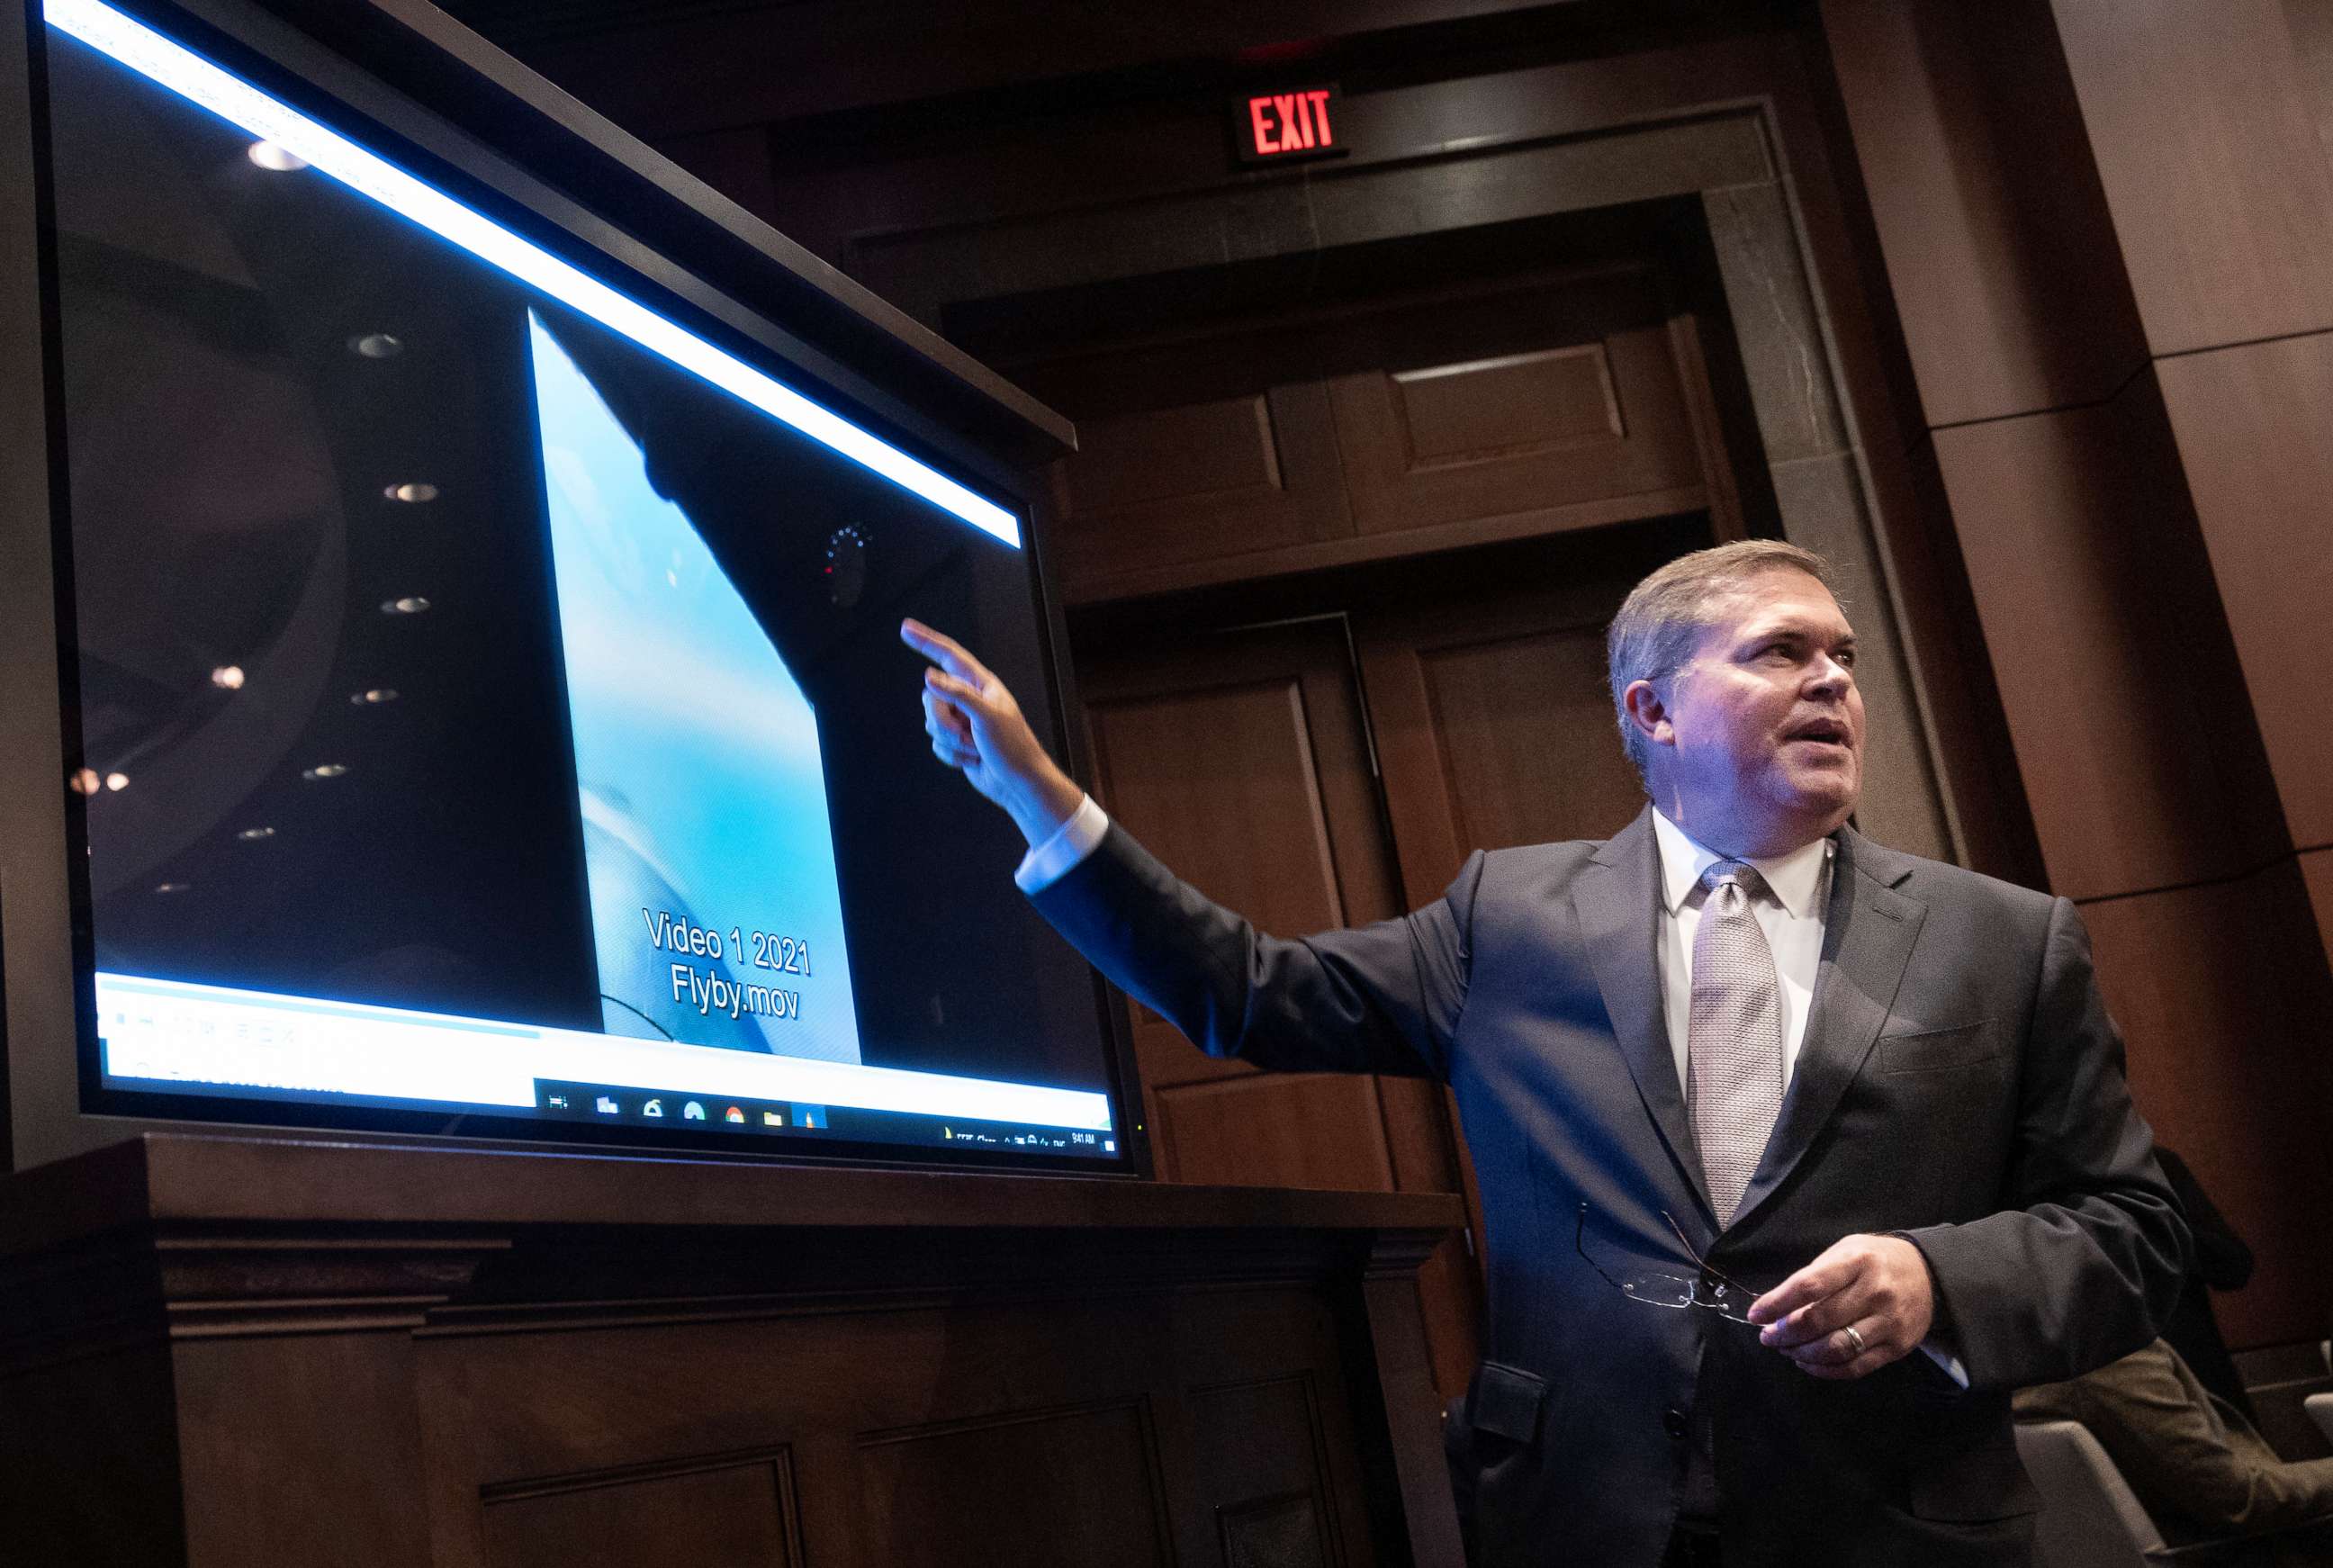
[[433, 0, 792, 50], [431, 0, 1801, 148]]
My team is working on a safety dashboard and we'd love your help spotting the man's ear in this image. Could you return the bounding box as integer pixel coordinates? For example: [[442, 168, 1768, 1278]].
[[1623, 679, 1675, 751]]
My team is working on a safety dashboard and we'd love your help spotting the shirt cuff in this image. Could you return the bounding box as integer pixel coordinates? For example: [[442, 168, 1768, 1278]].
[[1920, 1343, 1970, 1389], [1013, 794, 1110, 894]]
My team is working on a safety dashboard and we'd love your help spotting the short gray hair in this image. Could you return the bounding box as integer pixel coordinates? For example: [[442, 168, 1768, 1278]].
[[1606, 540, 1838, 783]]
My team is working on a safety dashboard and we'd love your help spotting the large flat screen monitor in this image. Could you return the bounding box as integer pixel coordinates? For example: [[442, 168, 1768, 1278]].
[[8, 0, 1130, 1169]]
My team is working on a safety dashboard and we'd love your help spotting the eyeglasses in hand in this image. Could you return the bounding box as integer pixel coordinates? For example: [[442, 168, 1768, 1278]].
[[1574, 1203, 1767, 1324]]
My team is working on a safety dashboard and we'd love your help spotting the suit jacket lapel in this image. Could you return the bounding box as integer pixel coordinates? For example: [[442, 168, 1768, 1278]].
[[1729, 827, 1926, 1230], [1574, 807, 1710, 1209]]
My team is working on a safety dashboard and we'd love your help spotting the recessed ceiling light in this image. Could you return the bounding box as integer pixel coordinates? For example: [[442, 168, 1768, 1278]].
[[383, 596, 430, 615], [155, 881, 190, 895], [210, 664, 246, 689], [247, 140, 306, 171], [351, 688, 400, 705], [104, 771, 129, 792], [301, 763, 349, 780], [236, 825, 275, 841], [383, 482, 438, 503], [68, 767, 101, 796], [349, 333, 402, 358]]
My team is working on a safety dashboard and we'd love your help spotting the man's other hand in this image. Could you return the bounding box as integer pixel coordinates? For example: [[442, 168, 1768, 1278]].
[[901, 618, 1085, 847], [1746, 1234, 1936, 1380]]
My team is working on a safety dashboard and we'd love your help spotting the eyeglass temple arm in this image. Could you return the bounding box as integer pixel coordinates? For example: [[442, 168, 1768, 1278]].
[[1659, 1209, 1760, 1298]]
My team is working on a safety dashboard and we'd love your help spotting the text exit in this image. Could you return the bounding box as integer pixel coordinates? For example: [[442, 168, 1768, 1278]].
[[1235, 85, 1345, 165]]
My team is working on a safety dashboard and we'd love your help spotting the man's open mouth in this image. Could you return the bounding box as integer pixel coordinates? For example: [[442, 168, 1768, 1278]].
[[1783, 717, 1850, 746]]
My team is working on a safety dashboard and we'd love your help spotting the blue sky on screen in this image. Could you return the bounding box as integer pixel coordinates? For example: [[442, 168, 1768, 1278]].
[[531, 313, 863, 1066]]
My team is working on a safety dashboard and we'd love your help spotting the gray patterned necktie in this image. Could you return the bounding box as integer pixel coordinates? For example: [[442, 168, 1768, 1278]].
[[1689, 861, 1784, 1228]]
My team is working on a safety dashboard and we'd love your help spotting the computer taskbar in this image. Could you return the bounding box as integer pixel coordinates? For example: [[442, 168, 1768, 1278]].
[[531, 1078, 1119, 1158]]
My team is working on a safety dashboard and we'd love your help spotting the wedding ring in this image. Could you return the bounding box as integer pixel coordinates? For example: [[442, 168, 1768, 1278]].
[[1842, 1324, 1868, 1357]]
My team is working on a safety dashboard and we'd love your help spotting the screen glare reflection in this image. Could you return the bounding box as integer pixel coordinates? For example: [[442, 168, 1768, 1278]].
[[43, 0, 1022, 547]]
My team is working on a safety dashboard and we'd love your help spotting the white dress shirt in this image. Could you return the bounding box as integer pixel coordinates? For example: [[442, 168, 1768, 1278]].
[[1648, 807, 1833, 1101]]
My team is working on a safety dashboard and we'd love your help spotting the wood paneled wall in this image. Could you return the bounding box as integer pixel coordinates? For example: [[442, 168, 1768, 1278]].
[[1824, 0, 2333, 1349]]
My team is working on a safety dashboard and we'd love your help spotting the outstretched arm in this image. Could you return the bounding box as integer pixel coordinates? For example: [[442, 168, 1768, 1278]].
[[902, 618, 1472, 1080]]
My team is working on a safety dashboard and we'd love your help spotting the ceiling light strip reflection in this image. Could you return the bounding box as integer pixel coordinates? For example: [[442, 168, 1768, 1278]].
[[42, 0, 1022, 548]]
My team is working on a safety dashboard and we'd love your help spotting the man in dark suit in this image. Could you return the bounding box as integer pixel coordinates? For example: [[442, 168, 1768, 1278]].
[[905, 539, 2188, 1567]]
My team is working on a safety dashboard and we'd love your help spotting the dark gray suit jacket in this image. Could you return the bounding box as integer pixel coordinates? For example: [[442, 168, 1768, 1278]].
[[1030, 806, 2189, 1568]]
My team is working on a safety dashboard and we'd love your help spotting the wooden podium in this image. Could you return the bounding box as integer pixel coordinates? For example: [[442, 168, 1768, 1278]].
[[0, 1135, 1464, 1566]]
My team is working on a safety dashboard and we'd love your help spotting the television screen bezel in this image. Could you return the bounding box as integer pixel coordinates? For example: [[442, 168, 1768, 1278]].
[[0, 0, 1147, 1177]]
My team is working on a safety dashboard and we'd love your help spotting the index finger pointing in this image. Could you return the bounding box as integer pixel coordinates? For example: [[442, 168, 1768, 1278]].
[[900, 618, 991, 684]]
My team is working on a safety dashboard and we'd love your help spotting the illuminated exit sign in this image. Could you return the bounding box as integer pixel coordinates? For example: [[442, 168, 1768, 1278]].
[[1234, 85, 1345, 166]]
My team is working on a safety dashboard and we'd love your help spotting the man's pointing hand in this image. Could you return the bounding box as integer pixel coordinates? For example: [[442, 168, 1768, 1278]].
[[901, 618, 1084, 847]]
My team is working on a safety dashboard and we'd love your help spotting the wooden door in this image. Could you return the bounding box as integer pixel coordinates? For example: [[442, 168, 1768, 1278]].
[[1076, 617, 1482, 1394]]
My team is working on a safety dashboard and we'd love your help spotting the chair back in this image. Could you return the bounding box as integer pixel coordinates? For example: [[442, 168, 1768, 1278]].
[[2013, 1419, 2166, 1567]]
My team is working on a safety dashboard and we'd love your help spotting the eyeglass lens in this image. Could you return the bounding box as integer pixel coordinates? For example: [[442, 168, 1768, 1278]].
[[1617, 1271, 1758, 1321]]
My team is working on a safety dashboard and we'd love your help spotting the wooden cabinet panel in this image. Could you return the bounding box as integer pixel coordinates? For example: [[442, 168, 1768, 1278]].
[[1932, 374, 2285, 900], [2052, 0, 2333, 355], [413, 1282, 1380, 1568], [0, 1344, 185, 1566], [1020, 263, 1711, 604], [482, 1453, 798, 1568], [1192, 1375, 1337, 1515], [1221, 1493, 1329, 1568], [1194, 1376, 1341, 1568], [0, 1140, 1465, 1568], [2157, 333, 2333, 847], [1393, 345, 1620, 464], [858, 1401, 1170, 1568], [1155, 1075, 1399, 1194], [1049, 382, 1352, 585], [177, 1330, 432, 1568], [1326, 272, 1701, 540], [1073, 393, 1284, 512]]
